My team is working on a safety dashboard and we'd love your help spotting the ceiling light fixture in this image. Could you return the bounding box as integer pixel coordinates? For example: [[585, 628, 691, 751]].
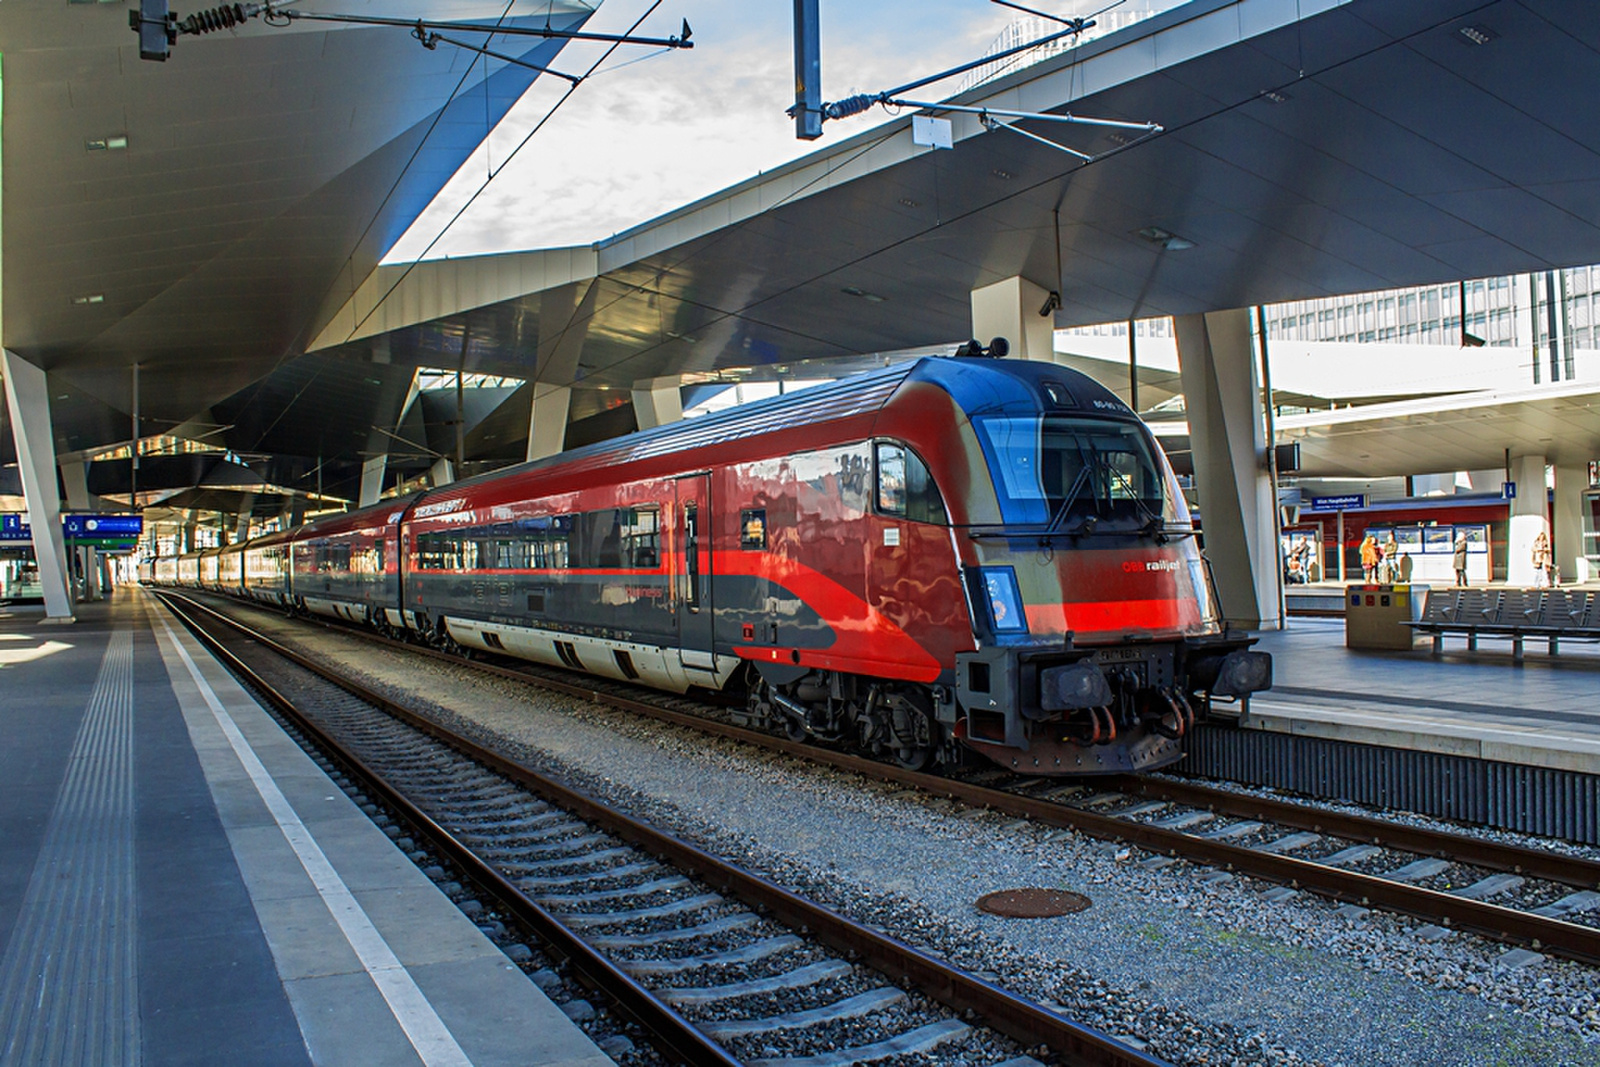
[[1457, 24, 1496, 45], [71, 293, 106, 305], [991, 168, 1013, 180], [86, 135, 128, 151], [1260, 89, 1289, 103], [898, 197, 919, 208], [841, 286, 887, 302], [1135, 226, 1194, 251]]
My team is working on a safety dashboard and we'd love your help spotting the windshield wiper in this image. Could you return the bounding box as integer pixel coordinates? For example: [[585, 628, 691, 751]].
[[1044, 461, 1094, 535], [1101, 461, 1181, 542]]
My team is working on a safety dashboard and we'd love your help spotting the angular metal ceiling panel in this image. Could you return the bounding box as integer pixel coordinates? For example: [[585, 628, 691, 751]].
[[0, 0, 594, 463], [13, 0, 1600, 506]]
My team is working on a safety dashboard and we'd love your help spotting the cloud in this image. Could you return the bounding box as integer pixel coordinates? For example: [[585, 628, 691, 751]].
[[385, 0, 1017, 261]]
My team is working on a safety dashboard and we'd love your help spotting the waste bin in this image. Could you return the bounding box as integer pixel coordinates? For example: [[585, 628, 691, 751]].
[[1345, 583, 1427, 650]]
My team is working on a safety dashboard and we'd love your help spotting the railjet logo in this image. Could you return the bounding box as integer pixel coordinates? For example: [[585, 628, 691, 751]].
[[414, 499, 465, 519], [1124, 559, 1179, 573]]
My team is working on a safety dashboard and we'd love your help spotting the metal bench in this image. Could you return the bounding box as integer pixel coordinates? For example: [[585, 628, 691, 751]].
[[1406, 588, 1600, 661]]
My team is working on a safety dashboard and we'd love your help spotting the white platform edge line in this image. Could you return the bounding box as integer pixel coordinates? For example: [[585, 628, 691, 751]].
[[150, 608, 473, 1067]]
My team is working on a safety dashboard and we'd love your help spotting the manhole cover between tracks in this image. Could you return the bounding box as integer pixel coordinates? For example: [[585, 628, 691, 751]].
[[976, 888, 1092, 918]]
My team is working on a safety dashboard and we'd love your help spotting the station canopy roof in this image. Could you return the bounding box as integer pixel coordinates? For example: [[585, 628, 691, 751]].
[[4, 0, 1600, 507]]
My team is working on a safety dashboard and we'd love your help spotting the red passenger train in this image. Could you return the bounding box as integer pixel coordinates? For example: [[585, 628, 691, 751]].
[[148, 356, 1270, 775]]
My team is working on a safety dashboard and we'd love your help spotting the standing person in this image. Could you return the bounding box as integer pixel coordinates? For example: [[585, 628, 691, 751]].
[[1359, 533, 1379, 581], [1381, 532, 1399, 583], [1453, 534, 1469, 587], [1531, 530, 1552, 589]]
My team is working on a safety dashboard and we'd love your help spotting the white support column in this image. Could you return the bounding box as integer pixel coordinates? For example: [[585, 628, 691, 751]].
[[970, 276, 1055, 361], [1553, 462, 1586, 584], [358, 455, 387, 507], [526, 386, 572, 462], [1173, 311, 1280, 630], [60, 458, 96, 511], [83, 546, 102, 601], [631, 376, 684, 430], [2, 349, 74, 620], [235, 495, 255, 542], [524, 281, 595, 461], [1506, 454, 1548, 586]]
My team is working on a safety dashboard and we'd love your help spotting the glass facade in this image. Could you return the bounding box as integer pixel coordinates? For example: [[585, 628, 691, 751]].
[[1263, 268, 1597, 385]]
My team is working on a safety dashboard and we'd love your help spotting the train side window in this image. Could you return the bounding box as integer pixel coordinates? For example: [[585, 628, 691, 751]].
[[622, 508, 659, 568], [875, 442, 947, 525], [585, 510, 624, 568], [519, 515, 573, 569], [740, 509, 766, 549]]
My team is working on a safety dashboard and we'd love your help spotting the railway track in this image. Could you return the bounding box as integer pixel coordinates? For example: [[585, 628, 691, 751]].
[[171, 590, 1600, 970], [157, 590, 1169, 1067]]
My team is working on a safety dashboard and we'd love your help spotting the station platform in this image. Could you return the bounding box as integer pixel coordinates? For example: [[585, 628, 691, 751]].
[[1241, 613, 1600, 775], [0, 591, 612, 1067]]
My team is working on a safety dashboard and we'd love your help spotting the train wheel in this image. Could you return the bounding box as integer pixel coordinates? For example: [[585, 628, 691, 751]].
[[888, 689, 936, 772], [894, 742, 933, 772], [783, 716, 808, 743]]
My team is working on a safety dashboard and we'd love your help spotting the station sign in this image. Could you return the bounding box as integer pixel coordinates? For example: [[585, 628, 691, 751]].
[[1307, 494, 1365, 512], [0, 513, 143, 546], [63, 515, 143, 540]]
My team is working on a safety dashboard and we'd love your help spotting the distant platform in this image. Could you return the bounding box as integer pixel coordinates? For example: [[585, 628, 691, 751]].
[[0, 591, 611, 1067], [1236, 615, 1600, 775]]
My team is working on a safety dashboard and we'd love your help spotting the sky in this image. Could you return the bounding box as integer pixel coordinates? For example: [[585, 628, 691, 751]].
[[384, 0, 1072, 261]]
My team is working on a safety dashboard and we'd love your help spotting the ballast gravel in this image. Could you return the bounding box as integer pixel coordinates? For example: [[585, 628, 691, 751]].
[[240, 612, 1600, 1067]]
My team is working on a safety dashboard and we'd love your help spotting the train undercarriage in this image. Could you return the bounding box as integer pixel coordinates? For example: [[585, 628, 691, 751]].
[[739, 634, 1270, 776]]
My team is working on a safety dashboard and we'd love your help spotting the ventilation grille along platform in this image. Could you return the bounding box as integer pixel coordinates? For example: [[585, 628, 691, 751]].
[[1180, 724, 1600, 845]]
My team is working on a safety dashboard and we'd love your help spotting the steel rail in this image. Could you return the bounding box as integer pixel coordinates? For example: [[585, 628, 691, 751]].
[[1101, 773, 1600, 892], [582, 696, 1600, 964], [158, 593, 740, 1067], [159, 591, 1169, 1067], [177, 591, 1600, 964]]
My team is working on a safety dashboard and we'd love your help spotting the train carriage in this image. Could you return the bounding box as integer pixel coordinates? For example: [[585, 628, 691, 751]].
[[287, 500, 411, 626], [241, 528, 295, 606], [196, 547, 224, 592], [176, 550, 201, 587], [396, 356, 1269, 774], [175, 355, 1269, 776], [217, 542, 246, 596]]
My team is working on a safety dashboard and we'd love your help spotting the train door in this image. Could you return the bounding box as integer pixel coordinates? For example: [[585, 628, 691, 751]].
[[674, 474, 714, 657]]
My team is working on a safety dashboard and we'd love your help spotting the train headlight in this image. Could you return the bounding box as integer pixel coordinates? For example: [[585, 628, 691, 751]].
[[980, 566, 1028, 634], [1189, 647, 1272, 696], [1213, 649, 1272, 695]]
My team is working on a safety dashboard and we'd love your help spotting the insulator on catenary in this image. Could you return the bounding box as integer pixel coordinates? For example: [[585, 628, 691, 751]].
[[177, 3, 258, 36], [823, 93, 878, 120]]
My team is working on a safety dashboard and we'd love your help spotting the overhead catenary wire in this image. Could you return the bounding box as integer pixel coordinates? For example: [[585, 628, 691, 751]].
[[546, 0, 1551, 399], [972, 0, 1130, 88], [352, 0, 1542, 449], [343, 0, 673, 344], [231, 0, 524, 451], [351, 3, 1097, 365]]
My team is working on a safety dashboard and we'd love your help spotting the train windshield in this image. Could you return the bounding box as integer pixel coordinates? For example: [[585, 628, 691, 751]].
[[974, 415, 1180, 530]]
